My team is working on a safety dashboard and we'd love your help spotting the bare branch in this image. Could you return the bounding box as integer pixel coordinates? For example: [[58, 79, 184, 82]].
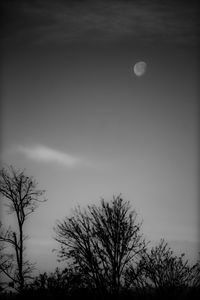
[[54, 195, 146, 296], [0, 166, 46, 293]]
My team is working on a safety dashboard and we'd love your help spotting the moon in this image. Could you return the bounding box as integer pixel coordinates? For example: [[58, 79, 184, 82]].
[[133, 61, 147, 77]]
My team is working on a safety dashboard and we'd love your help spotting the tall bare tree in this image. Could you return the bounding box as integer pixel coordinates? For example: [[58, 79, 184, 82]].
[[54, 195, 146, 296], [0, 166, 46, 293]]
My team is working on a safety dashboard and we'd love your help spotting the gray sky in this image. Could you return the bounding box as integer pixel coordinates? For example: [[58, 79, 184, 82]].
[[1, 0, 199, 272]]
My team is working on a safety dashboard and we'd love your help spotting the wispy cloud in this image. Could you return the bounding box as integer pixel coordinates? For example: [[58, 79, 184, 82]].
[[17, 145, 81, 167], [2, 0, 198, 47]]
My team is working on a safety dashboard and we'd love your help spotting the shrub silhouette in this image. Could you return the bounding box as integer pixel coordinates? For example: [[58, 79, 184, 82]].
[[27, 267, 81, 297], [126, 238, 200, 299]]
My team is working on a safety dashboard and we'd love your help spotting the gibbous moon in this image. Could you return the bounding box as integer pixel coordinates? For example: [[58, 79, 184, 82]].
[[133, 61, 147, 77]]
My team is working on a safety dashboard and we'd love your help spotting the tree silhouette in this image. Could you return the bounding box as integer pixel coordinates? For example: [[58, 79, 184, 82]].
[[54, 195, 146, 297], [0, 166, 46, 293], [189, 253, 200, 289], [126, 238, 198, 297]]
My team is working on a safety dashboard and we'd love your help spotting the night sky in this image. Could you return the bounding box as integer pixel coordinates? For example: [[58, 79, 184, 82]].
[[1, 0, 199, 272]]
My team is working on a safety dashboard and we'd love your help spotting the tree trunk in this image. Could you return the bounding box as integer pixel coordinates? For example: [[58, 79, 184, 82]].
[[19, 224, 24, 293]]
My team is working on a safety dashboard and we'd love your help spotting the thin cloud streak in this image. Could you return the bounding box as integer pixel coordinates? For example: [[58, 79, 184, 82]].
[[2, 0, 198, 47], [17, 145, 81, 167]]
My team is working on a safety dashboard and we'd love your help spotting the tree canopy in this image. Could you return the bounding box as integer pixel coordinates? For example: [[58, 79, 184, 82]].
[[54, 195, 147, 296]]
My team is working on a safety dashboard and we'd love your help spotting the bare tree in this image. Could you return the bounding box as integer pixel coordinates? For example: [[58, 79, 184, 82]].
[[0, 166, 46, 293], [0, 224, 15, 292], [127, 239, 197, 294], [54, 195, 146, 296]]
